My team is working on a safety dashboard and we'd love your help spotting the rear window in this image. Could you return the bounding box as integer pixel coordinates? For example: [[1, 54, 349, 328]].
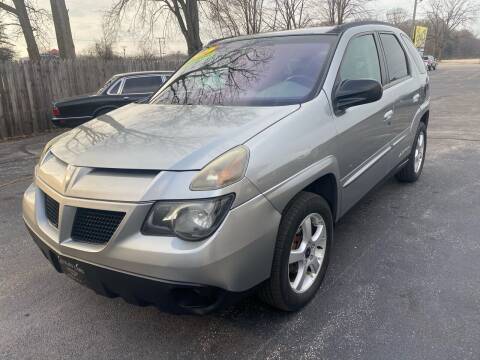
[[108, 80, 121, 94], [400, 34, 427, 74], [150, 35, 336, 106], [380, 33, 409, 82], [97, 76, 120, 95], [122, 76, 165, 94]]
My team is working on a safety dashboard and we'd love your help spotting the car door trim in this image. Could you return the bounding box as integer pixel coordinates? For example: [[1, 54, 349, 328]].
[[342, 145, 392, 188], [52, 115, 93, 121], [392, 128, 410, 147]]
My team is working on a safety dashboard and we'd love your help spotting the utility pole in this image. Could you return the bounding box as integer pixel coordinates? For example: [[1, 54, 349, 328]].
[[411, 0, 422, 41], [157, 37, 164, 58], [50, 0, 76, 59]]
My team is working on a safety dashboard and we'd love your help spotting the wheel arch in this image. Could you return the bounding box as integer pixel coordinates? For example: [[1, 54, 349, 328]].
[[94, 106, 117, 117], [263, 156, 341, 222], [420, 110, 429, 127], [303, 173, 338, 222]]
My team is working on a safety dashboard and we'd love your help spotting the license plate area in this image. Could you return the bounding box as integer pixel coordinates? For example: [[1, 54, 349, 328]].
[[59, 256, 87, 285]]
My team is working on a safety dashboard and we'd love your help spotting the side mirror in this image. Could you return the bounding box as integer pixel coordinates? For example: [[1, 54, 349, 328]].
[[334, 79, 383, 113]]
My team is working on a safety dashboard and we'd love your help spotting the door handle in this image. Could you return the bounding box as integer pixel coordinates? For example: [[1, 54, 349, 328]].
[[412, 93, 420, 103], [123, 96, 130, 100], [384, 110, 394, 122]]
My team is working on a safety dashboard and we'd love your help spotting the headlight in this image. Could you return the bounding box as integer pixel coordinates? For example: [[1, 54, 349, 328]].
[[38, 142, 54, 165], [190, 146, 249, 191], [38, 132, 71, 165], [141, 194, 235, 241]]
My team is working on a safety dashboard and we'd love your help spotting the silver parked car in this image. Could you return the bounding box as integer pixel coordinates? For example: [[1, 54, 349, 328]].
[[23, 22, 430, 314], [423, 55, 437, 71]]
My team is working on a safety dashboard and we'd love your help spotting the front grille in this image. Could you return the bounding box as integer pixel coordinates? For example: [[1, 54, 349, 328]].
[[44, 194, 60, 228], [71, 208, 125, 244]]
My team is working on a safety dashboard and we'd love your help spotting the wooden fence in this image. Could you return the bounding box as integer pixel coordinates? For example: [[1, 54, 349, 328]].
[[0, 58, 183, 140]]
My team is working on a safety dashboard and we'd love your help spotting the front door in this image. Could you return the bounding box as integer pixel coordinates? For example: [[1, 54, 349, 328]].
[[332, 33, 396, 215]]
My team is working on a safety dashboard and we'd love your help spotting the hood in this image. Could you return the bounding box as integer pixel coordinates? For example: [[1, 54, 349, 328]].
[[50, 103, 299, 170]]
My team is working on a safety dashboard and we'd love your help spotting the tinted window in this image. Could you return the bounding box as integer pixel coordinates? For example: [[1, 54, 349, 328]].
[[400, 34, 426, 74], [380, 34, 409, 82], [339, 34, 381, 83], [151, 35, 335, 106], [122, 76, 165, 94]]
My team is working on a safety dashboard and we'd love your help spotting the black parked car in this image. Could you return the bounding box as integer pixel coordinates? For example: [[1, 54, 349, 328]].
[[52, 71, 173, 127]]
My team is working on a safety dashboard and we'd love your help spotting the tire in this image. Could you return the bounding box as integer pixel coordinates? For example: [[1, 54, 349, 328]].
[[259, 191, 333, 311], [396, 122, 427, 182]]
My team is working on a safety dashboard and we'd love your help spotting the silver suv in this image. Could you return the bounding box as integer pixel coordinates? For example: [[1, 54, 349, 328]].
[[23, 22, 429, 314]]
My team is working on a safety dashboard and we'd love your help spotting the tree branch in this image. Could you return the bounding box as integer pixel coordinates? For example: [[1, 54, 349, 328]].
[[0, 2, 18, 15]]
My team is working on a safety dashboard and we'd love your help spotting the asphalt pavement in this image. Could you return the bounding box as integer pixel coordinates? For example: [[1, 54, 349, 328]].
[[1, 64, 479, 359]]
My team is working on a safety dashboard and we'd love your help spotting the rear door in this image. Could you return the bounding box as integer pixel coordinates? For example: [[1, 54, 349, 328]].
[[378, 32, 423, 160], [331, 33, 397, 214]]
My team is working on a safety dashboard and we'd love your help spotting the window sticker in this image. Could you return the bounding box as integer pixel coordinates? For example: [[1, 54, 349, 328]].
[[187, 45, 218, 65]]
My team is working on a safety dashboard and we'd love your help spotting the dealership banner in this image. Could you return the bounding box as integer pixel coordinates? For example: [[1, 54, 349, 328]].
[[414, 26, 428, 49]]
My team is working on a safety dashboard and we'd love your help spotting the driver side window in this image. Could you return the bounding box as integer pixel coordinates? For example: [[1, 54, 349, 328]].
[[339, 35, 381, 84]]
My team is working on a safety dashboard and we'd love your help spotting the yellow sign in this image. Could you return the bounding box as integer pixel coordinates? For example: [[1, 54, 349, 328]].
[[414, 26, 428, 48]]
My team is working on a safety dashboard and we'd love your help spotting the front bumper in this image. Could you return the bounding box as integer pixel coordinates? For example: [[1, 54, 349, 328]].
[[27, 225, 246, 314], [23, 180, 281, 295]]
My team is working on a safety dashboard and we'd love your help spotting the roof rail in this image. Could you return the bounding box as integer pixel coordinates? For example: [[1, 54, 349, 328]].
[[205, 21, 396, 47], [328, 20, 394, 33]]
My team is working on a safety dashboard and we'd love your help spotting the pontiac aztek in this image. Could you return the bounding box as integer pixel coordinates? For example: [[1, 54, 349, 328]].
[[23, 22, 429, 314]]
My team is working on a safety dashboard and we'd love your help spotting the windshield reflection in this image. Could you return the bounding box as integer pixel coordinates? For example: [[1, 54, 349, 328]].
[[151, 35, 334, 107]]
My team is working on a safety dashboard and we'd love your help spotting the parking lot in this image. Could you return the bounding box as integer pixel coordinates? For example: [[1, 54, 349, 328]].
[[1, 64, 479, 359]]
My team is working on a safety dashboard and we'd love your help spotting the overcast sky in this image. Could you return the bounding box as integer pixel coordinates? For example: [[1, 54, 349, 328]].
[[11, 0, 480, 57]]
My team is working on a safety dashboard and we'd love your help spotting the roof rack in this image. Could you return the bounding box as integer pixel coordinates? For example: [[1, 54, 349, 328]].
[[328, 21, 394, 33], [206, 21, 396, 46]]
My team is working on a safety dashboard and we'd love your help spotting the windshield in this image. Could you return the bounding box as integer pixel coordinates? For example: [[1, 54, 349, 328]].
[[150, 35, 336, 106]]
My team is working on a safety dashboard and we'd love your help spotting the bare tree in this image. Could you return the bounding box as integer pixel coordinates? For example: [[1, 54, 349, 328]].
[[206, 0, 267, 37], [386, 7, 408, 26], [269, 0, 312, 30], [385, 7, 410, 33], [86, 23, 119, 60], [320, 0, 372, 25], [107, 0, 202, 56], [426, 0, 479, 58], [0, 17, 15, 59], [0, 0, 43, 59], [50, 0, 75, 59]]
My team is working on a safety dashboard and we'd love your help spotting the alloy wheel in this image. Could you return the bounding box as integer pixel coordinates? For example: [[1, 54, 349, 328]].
[[414, 131, 425, 174], [288, 213, 327, 293]]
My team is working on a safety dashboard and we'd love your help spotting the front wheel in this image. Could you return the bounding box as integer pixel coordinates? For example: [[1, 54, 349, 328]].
[[259, 192, 332, 311], [396, 122, 427, 182]]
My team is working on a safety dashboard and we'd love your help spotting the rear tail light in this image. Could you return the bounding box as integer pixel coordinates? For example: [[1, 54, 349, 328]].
[[52, 106, 60, 117]]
